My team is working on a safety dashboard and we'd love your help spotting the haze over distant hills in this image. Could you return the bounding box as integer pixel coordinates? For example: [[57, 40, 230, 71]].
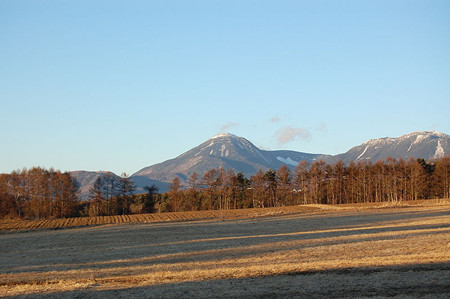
[[73, 131, 449, 197]]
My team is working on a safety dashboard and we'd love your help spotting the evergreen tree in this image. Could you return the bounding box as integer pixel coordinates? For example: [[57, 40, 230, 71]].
[[116, 173, 136, 215], [142, 184, 159, 213]]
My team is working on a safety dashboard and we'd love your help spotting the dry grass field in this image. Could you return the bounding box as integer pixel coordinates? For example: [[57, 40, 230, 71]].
[[0, 206, 320, 232], [1, 200, 449, 298]]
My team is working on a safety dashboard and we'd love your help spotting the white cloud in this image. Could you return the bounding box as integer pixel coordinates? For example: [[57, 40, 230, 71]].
[[276, 126, 311, 144], [220, 122, 239, 132]]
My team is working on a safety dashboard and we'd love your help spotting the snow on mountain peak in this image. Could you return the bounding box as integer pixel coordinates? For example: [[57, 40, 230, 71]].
[[362, 137, 394, 146], [401, 131, 446, 139], [211, 133, 239, 139], [362, 131, 448, 147]]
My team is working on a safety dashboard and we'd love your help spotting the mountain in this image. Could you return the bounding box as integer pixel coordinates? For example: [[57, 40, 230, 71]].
[[74, 131, 449, 196], [131, 133, 323, 187], [70, 171, 121, 200], [326, 131, 449, 164]]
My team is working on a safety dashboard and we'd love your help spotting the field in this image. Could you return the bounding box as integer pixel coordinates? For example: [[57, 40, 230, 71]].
[[1, 200, 449, 298]]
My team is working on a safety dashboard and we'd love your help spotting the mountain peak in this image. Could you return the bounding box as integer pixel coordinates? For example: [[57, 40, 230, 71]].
[[211, 133, 239, 139], [75, 130, 448, 196], [362, 131, 448, 146], [341, 130, 449, 162], [132, 132, 322, 191], [403, 131, 447, 138]]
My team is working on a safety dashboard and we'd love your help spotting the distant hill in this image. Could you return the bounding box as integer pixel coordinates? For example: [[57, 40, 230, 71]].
[[70, 171, 121, 200], [73, 131, 449, 196], [325, 131, 449, 164], [132, 133, 323, 183]]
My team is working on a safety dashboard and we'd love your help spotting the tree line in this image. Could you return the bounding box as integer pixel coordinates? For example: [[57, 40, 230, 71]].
[[0, 156, 449, 219], [160, 156, 449, 212], [0, 167, 79, 219], [84, 173, 159, 217], [0, 169, 158, 219]]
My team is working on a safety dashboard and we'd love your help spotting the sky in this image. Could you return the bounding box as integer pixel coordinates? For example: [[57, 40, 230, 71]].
[[1, 0, 449, 175]]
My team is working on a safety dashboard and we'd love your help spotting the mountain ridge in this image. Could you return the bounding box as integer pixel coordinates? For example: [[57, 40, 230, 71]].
[[72, 131, 449, 197], [327, 130, 448, 164], [132, 133, 324, 180]]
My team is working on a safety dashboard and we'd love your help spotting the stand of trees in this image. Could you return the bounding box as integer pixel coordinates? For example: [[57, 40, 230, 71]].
[[84, 173, 160, 217], [0, 167, 80, 219], [0, 156, 449, 219], [159, 156, 449, 212]]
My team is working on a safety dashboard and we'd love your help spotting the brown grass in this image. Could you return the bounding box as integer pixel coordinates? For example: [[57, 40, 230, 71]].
[[0, 200, 449, 297], [0, 206, 323, 232], [1, 199, 448, 232]]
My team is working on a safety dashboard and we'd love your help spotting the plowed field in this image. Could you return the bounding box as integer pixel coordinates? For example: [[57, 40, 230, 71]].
[[1, 200, 449, 298], [0, 206, 326, 232]]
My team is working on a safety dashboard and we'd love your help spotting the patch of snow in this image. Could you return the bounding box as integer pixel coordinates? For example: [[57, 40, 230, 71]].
[[362, 131, 448, 148], [220, 144, 227, 157], [430, 131, 447, 138], [413, 134, 427, 145], [211, 133, 238, 139], [407, 134, 426, 152], [433, 140, 445, 159], [363, 137, 394, 147], [277, 157, 299, 166], [356, 146, 368, 160], [405, 131, 446, 139], [185, 156, 202, 169]]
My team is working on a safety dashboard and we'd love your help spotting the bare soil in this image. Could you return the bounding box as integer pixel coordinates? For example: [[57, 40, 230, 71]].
[[1, 200, 449, 298]]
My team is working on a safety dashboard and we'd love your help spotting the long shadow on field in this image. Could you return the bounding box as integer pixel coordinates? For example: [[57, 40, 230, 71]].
[[6, 227, 448, 274], [5, 262, 450, 299], [1, 208, 449, 275]]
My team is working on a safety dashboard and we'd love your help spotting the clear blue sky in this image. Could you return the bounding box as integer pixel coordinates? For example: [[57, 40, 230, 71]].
[[1, 0, 449, 175]]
